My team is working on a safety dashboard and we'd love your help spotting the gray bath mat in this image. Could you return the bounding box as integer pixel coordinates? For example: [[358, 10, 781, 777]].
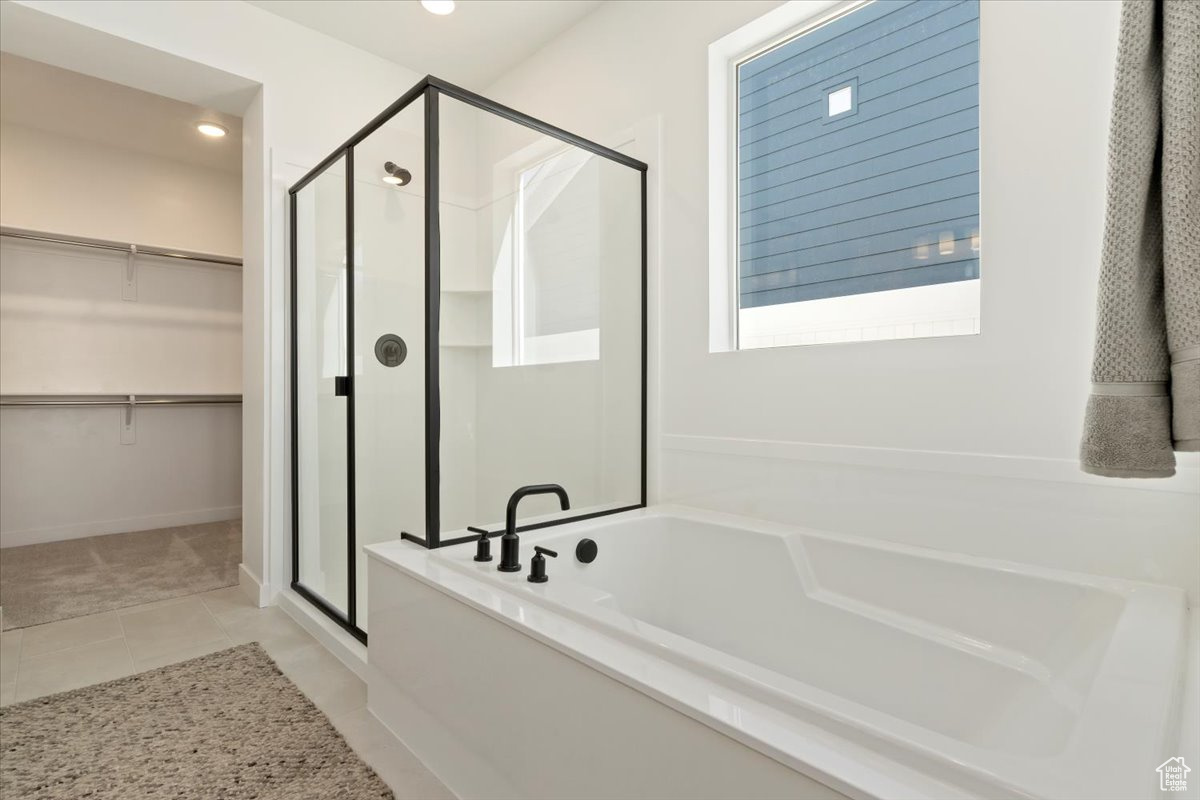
[[0, 520, 240, 630], [0, 643, 393, 799]]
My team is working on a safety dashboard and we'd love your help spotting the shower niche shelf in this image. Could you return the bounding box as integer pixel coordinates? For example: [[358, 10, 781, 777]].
[[440, 291, 490, 349]]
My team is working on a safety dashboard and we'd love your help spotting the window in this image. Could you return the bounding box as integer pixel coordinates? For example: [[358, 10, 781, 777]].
[[710, 0, 981, 350], [826, 84, 855, 117], [493, 147, 601, 367]]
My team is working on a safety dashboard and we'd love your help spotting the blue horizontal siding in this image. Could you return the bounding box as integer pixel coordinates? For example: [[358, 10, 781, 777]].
[[742, 127, 978, 209], [740, 32, 979, 147], [740, 171, 979, 250], [740, 82, 978, 179], [741, 150, 978, 233], [740, 1, 973, 116], [737, 0, 980, 307], [742, 213, 978, 275], [741, 191, 978, 262], [741, 234, 977, 294], [739, 106, 978, 196], [740, 4, 978, 127]]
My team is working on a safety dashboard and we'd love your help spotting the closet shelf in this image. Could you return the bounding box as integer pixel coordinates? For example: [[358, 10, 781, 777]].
[[1, 226, 243, 268], [0, 393, 242, 408]]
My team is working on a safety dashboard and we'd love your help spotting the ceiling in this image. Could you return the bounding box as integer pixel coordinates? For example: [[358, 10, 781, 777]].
[[0, 53, 242, 174], [245, 0, 604, 88], [0, 1, 260, 116]]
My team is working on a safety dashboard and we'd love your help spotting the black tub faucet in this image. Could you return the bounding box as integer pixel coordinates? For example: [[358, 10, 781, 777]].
[[498, 484, 570, 573]]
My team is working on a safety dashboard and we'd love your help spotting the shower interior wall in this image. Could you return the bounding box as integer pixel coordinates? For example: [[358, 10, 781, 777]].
[[341, 94, 641, 626]]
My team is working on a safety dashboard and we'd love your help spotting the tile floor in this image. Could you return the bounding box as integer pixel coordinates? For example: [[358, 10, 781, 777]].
[[0, 588, 454, 800]]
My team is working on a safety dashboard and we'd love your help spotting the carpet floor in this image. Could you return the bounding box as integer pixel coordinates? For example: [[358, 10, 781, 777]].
[[0, 643, 393, 799], [0, 520, 241, 630]]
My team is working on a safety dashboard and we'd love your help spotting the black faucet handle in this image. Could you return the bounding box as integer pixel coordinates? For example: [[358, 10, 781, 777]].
[[528, 546, 558, 583], [472, 528, 493, 562]]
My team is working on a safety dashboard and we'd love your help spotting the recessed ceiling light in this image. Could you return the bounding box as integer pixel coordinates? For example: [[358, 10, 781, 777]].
[[421, 0, 455, 15], [196, 122, 227, 138]]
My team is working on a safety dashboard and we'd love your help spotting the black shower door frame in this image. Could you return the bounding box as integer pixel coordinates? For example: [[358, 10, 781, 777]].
[[288, 76, 649, 644]]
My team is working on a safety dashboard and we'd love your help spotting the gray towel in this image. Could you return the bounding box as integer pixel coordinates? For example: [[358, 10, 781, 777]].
[[1082, 0, 1200, 478]]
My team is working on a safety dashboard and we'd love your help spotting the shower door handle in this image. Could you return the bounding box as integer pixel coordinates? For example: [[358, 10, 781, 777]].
[[334, 376, 351, 397]]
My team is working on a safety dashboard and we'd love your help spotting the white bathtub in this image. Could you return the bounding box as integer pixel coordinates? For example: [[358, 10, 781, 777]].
[[366, 506, 1187, 799]]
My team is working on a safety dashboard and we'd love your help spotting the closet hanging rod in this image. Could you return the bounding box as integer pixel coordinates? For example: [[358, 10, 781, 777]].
[[0, 394, 242, 408], [0, 226, 243, 267]]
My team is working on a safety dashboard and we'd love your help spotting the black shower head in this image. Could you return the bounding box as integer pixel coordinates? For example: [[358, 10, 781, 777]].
[[383, 161, 412, 186]]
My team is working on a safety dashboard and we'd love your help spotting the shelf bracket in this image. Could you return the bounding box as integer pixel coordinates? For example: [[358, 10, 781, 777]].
[[121, 394, 137, 444], [123, 244, 138, 302]]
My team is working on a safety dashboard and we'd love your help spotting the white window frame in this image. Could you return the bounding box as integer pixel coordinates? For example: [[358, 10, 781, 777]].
[[708, 0, 860, 352], [707, 0, 980, 352], [494, 145, 602, 368]]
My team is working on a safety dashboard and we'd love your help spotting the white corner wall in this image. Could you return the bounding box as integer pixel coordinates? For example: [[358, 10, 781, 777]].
[[483, 0, 1200, 601]]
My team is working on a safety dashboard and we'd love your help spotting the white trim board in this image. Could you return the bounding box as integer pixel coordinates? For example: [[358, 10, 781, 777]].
[[239, 562, 270, 609], [0, 504, 243, 548], [275, 587, 368, 680], [662, 434, 1200, 495]]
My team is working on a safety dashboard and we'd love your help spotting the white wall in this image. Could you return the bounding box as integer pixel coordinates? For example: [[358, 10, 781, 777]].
[[484, 0, 1200, 600], [3, 0, 424, 597], [0, 238, 242, 547], [0, 122, 242, 257], [0, 405, 241, 547], [0, 240, 242, 394]]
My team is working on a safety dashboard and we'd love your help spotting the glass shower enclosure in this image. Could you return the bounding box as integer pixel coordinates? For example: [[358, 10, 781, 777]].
[[289, 77, 647, 642]]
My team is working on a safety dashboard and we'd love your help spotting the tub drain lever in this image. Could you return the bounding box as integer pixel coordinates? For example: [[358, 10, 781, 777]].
[[527, 546, 558, 583]]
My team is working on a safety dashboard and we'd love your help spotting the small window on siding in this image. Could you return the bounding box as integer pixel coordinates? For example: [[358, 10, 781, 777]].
[[734, 0, 981, 349], [825, 82, 856, 118]]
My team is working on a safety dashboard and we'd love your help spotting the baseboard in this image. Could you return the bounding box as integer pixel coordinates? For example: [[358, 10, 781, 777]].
[[662, 434, 1200, 494], [276, 588, 368, 681], [238, 563, 270, 608], [0, 505, 243, 548]]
